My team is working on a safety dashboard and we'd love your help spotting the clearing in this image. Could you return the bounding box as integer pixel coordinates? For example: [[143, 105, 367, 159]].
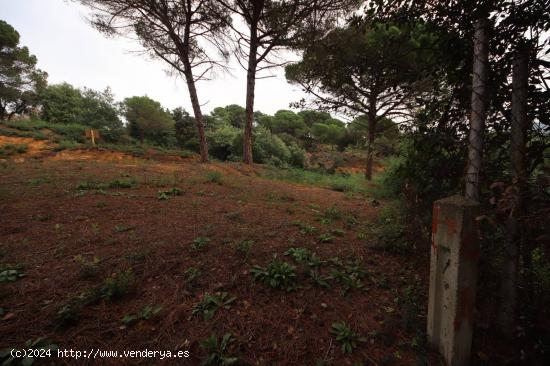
[[1, 139, 434, 365]]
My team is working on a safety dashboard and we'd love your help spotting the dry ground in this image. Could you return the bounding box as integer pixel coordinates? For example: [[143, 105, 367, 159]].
[[0, 145, 435, 365]]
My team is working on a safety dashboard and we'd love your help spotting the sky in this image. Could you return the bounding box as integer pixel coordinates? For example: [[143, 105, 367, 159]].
[[0, 0, 308, 114]]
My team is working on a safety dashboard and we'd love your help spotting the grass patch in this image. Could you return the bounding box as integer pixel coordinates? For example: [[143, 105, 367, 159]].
[[261, 166, 368, 194], [0, 143, 28, 158]]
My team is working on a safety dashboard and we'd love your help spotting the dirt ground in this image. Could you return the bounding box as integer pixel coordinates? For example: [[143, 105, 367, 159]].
[[0, 147, 435, 365]]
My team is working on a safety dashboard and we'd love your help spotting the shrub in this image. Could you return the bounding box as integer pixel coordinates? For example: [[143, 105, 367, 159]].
[[206, 125, 240, 160], [252, 127, 291, 165]]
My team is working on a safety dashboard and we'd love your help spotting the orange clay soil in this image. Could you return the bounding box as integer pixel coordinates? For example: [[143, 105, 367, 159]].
[[0, 150, 437, 365]]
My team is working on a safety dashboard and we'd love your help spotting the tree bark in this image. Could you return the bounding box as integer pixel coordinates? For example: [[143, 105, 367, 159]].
[[184, 67, 209, 163], [242, 25, 259, 164], [365, 113, 376, 180], [499, 42, 529, 337], [465, 18, 489, 201]]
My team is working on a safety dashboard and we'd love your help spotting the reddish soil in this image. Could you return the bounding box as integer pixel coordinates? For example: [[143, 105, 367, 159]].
[[0, 148, 436, 365]]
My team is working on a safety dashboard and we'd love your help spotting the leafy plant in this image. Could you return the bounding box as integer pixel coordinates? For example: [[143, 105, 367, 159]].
[[0, 143, 28, 158], [200, 333, 239, 366], [108, 177, 136, 189], [292, 220, 317, 234], [331, 322, 366, 354], [308, 269, 330, 288], [192, 237, 210, 250], [192, 292, 237, 321], [114, 225, 134, 233], [205, 171, 223, 184], [322, 205, 342, 222], [0, 265, 25, 282], [157, 187, 182, 200], [330, 260, 367, 295], [0, 338, 58, 366], [98, 270, 134, 300], [251, 258, 298, 291], [235, 240, 254, 257], [183, 267, 201, 290], [122, 305, 162, 326], [318, 233, 334, 243], [74, 255, 100, 280], [284, 247, 312, 262]]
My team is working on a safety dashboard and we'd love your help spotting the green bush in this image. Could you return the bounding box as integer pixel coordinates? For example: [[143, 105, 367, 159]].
[[206, 125, 240, 160], [252, 127, 291, 165]]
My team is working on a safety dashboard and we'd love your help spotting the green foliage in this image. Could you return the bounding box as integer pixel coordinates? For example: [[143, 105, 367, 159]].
[[0, 338, 58, 366], [308, 269, 331, 288], [271, 110, 307, 137], [0, 20, 46, 120], [235, 240, 254, 257], [108, 178, 136, 189], [206, 124, 240, 160], [209, 105, 246, 129], [183, 267, 201, 290], [40, 84, 123, 139], [123, 95, 175, 145], [261, 167, 367, 194], [74, 255, 100, 280], [121, 305, 162, 326], [157, 187, 182, 200], [330, 260, 367, 295], [205, 171, 223, 184], [330, 322, 367, 354], [0, 265, 25, 282], [0, 143, 28, 157], [98, 270, 134, 300], [292, 221, 317, 234], [200, 333, 239, 366], [284, 247, 313, 263], [322, 205, 342, 222], [192, 237, 210, 250], [318, 233, 334, 243], [173, 107, 198, 150], [251, 258, 298, 291], [192, 292, 237, 321], [368, 204, 409, 253]]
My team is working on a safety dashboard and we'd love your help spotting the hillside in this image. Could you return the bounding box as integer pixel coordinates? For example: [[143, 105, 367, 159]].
[[0, 131, 437, 365]]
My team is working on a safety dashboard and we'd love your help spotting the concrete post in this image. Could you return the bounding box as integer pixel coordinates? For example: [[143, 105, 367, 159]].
[[427, 195, 480, 366]]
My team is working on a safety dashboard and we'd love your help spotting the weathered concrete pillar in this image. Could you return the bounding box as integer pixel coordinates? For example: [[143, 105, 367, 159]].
[[427, 195, 480, 366]]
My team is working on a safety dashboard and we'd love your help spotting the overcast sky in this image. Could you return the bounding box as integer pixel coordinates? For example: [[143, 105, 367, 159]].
[[0, 0, 308, 114]]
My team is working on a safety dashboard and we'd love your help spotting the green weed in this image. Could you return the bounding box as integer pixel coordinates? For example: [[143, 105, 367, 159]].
[[200, 333, 239, 366], [121, 305, 162, 326], [331, 322, 367, 354], [251, 258, 297, 291], [192, 292, 237, 321]]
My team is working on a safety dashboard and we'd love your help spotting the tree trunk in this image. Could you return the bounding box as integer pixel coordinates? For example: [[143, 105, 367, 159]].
[[465, 18, 489, 201], [365, 113, 376, 180], [498, 42, 529, 337], [243, 39, 258, 165], [183, 64, 208, 163]]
